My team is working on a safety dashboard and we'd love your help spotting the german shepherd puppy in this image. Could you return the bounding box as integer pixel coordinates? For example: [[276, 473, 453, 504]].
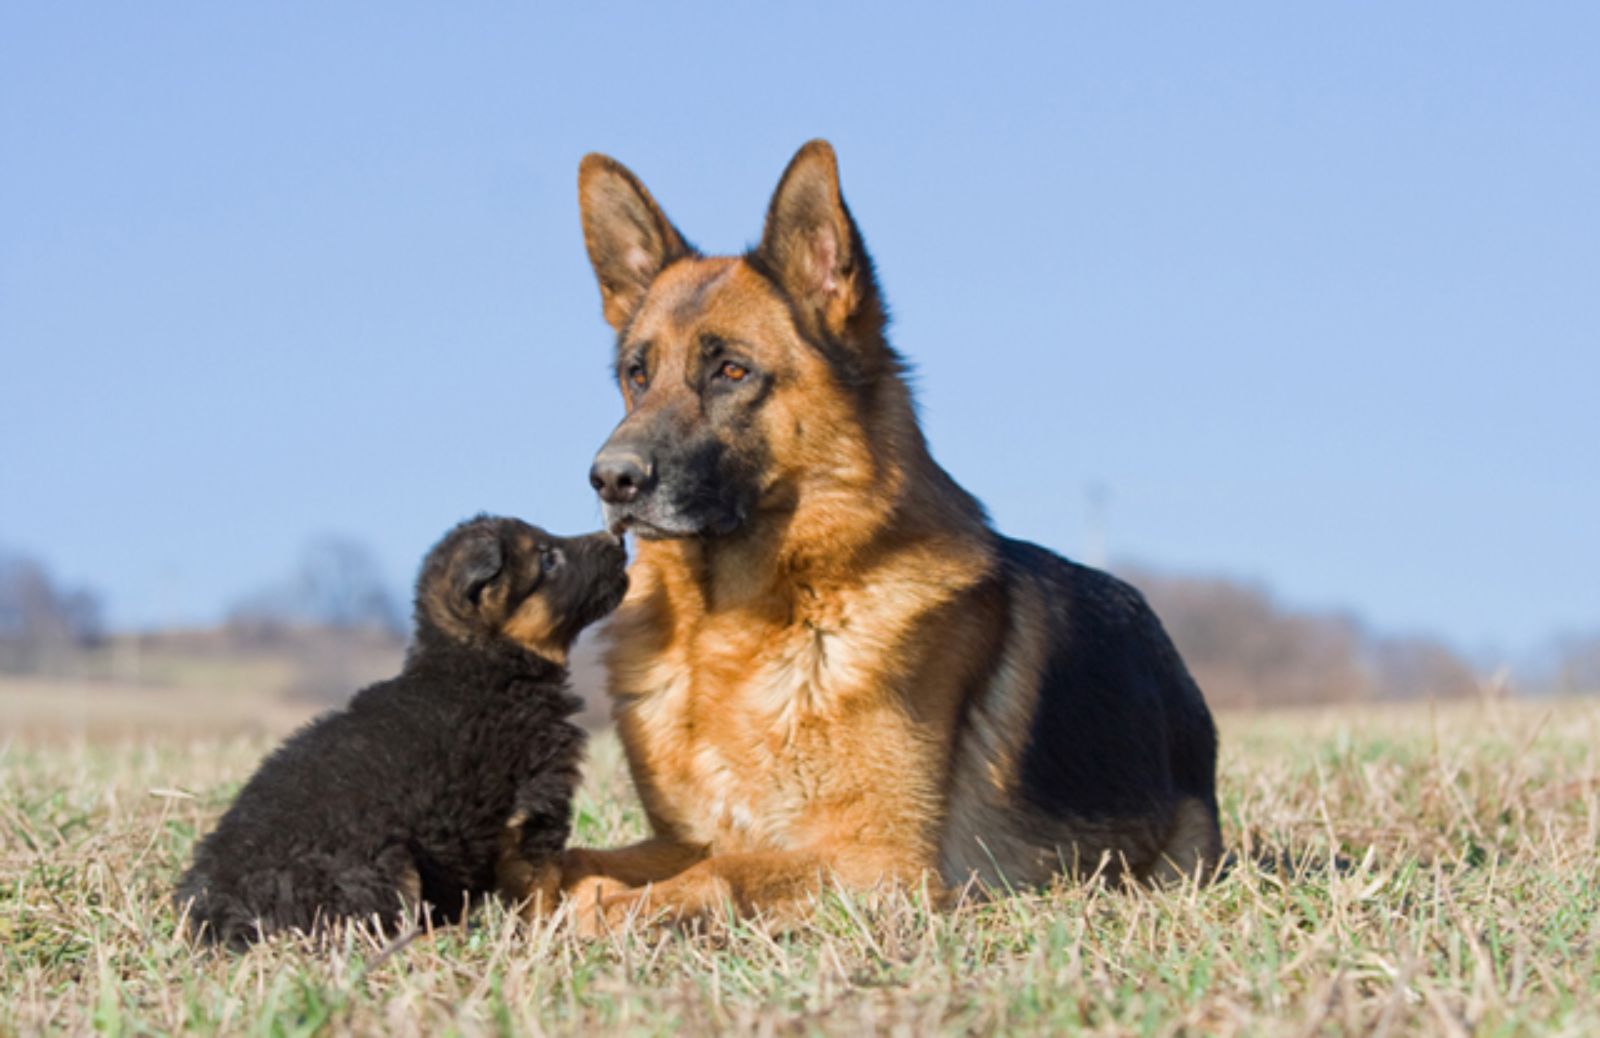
[[175, 517, 626, 947], [563, 141, 1222, 926]]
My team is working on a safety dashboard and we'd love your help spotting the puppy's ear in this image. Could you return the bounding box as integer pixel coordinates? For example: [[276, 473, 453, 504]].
[[578, 153, 694, 331], [454, 530, 504, 605], [753, 140, 885, 350]]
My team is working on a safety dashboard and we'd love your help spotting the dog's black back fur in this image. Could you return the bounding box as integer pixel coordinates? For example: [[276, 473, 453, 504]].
[[1001, 538, 1219, 827]]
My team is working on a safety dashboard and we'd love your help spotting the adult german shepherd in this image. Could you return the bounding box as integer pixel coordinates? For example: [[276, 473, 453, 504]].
[[563, 140, 1222, 926]]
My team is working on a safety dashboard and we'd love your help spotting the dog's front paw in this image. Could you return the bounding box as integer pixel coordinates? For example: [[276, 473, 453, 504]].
[[565, 873, 630, 935], [568, 876, 673, 937]]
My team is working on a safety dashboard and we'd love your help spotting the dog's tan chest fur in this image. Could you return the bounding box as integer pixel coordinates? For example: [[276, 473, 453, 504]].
[[607, 542, 992, 867], [615, 609, 884, 851]]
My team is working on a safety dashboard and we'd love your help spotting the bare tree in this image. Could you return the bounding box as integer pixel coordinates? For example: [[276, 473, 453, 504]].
[[1369, 635, 1480, 701], [1121, 564, 1480, 707], [1120, 567, 1370, 708], [1541, 633, 1600, 695], [0, 549, 105, 673], [228, 535, 403, 638]]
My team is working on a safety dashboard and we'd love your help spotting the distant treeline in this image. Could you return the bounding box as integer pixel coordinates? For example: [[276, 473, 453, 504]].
[[4, 541, 1596, 704], [1120, 566, 1486, 707]]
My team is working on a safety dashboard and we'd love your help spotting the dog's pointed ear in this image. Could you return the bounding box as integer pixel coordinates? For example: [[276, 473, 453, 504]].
[[754, 140, 885, 346], [578, 154, 694, 331], [454, 529, 504, 605]]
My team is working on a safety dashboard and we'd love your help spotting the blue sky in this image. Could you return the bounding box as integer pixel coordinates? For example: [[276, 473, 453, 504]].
[[2, 4, 1596, 659]]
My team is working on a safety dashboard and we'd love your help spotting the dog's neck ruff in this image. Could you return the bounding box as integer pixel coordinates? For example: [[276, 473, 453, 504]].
[[406, 623, 567, 683]]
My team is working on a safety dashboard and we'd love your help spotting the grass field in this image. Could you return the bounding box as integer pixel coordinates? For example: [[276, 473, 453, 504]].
[[3, 697, 1598, 1036]]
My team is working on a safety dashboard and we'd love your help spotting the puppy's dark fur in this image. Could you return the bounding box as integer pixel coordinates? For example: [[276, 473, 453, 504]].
[[174, 516, 627, 948]]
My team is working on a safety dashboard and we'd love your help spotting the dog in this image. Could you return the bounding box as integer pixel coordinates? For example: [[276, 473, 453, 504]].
[[174, 516, 626, 947], [558, 140, 1224, 929]]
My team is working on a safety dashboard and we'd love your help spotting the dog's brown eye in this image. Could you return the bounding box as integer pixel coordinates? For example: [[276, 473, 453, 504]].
[[627, 367, 647, 389], [719, 361, 749, 382]]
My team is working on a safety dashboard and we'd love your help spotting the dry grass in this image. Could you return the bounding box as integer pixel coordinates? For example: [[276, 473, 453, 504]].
[[0, 677, 320, 743], [3, 698, 1598, 1036]]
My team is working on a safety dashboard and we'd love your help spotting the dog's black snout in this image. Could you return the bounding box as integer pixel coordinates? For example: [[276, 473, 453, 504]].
[[589, 449, 655, 505]]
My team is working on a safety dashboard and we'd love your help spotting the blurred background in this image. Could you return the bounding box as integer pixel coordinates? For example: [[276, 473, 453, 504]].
[[3, 4, 1597, 737]]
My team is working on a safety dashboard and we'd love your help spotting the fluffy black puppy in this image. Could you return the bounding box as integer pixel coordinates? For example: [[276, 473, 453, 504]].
[[175, 516, 627, 948]]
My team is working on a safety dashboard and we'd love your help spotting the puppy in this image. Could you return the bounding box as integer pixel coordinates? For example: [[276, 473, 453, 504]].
[[174, 516, 626, 948]]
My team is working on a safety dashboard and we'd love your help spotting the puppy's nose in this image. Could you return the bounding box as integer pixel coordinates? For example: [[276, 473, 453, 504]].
[[589, 448, 655, 505]]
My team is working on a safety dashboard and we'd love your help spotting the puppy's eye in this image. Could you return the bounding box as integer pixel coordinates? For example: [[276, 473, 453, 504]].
[[626, 365, 647, 389], [541, 547, 564, 572], [717, 361, 749, 382]]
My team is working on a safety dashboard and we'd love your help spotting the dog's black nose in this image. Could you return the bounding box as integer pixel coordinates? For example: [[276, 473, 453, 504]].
[[589, 449, 654, 505]]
